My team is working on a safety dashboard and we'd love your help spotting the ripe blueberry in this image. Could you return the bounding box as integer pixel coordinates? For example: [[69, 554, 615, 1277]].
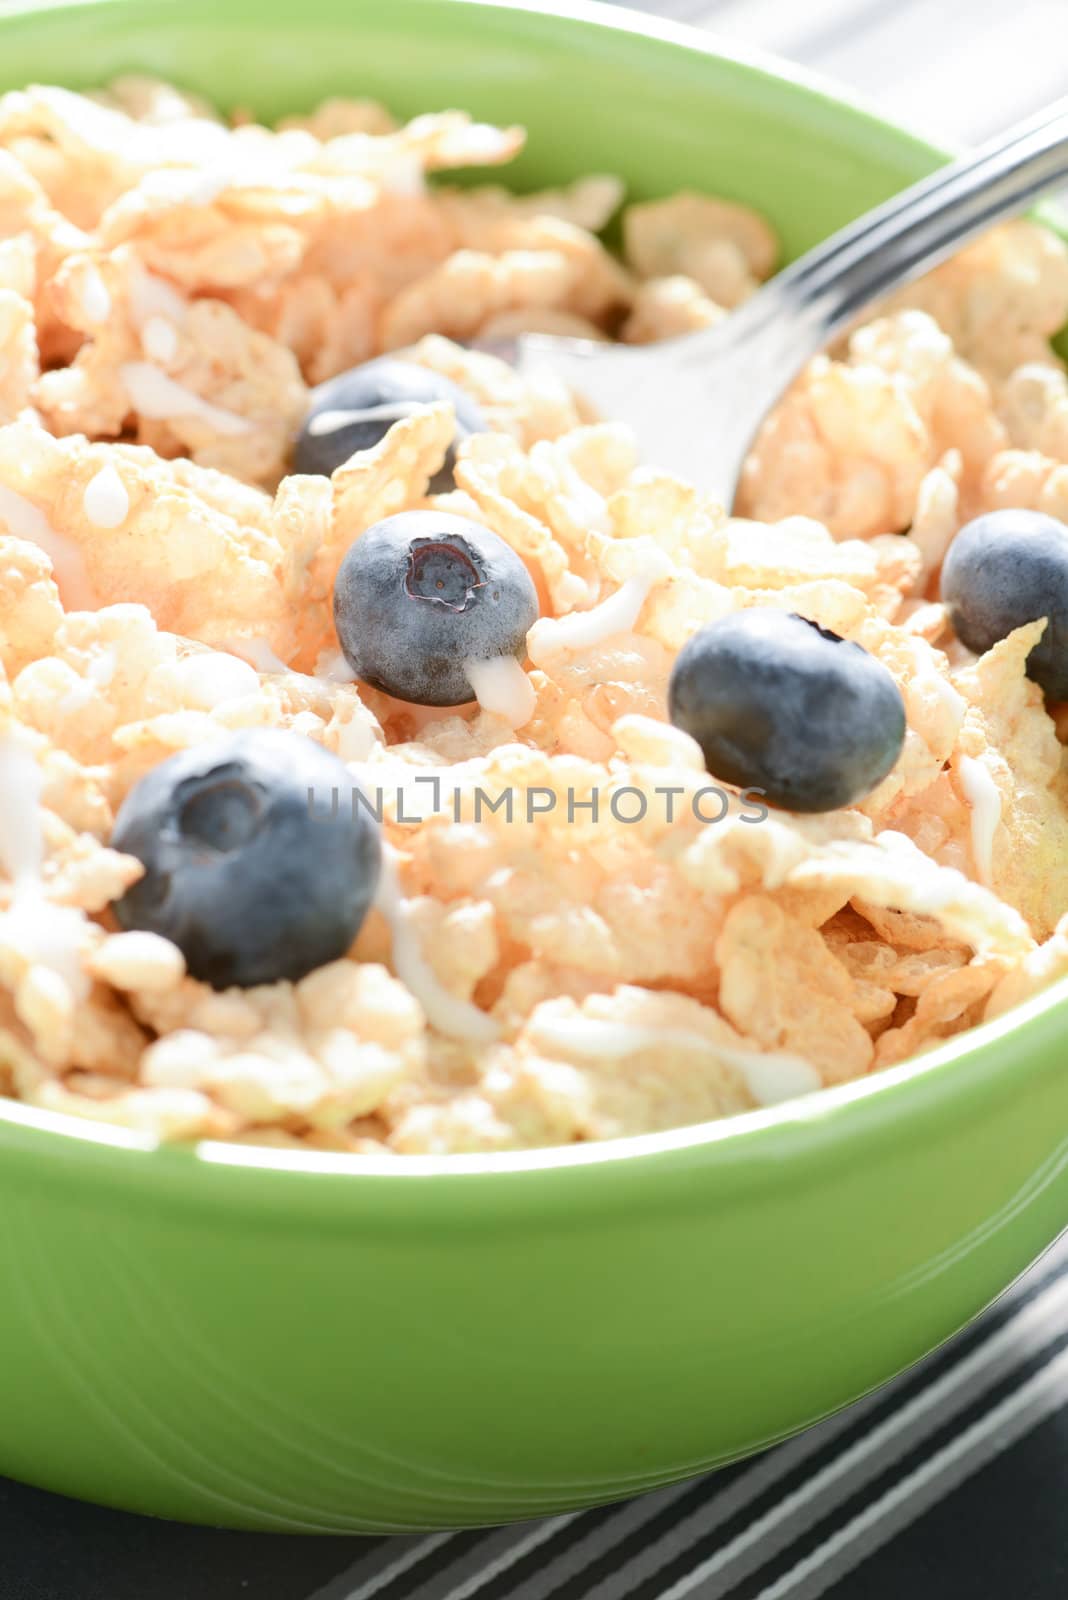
[[668, 608, 906, 813], [940, 509, 1068, 698], [333, 510, 539, 705], [112, 729, 380, 989], [294, 357, 487, 492]]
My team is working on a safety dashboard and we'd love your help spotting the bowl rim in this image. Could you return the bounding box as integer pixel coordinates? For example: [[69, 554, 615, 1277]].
[[0, 0, 951, 156], [0, 0, 1065, 1182]]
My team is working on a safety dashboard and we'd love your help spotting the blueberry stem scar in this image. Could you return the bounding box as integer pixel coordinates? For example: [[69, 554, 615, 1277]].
[[405, 537, 485, 612]]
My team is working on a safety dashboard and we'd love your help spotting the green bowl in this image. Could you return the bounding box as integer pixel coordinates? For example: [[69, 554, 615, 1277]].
[[1, 0, 1066, 1535]]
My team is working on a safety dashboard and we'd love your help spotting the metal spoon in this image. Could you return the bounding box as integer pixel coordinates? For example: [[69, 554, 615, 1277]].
[[514, 98, 1068, 506]]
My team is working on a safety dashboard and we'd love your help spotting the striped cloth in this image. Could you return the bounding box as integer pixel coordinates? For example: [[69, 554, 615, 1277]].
[[4, 1233, 1068, 1599], [4, 3, 1068, 1596]]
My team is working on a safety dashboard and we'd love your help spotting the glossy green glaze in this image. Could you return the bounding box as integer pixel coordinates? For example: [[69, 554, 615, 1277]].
[[0, 0, 1066, 1533]]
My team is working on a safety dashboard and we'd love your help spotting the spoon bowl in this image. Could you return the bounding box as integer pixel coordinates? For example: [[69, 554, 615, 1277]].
[[519, 99, 1068, 502]]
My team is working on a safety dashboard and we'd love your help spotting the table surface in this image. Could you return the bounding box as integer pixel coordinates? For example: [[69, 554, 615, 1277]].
[[3, 2, 1068, 1597]]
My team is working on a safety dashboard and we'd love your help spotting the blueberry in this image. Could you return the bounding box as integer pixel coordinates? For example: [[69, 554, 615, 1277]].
[[111, 729, 379, 989], [333, 510, 539, 705], [668, 609, 906, 813], [293, 357, 487, 492], [940, 509, 1068, 698]]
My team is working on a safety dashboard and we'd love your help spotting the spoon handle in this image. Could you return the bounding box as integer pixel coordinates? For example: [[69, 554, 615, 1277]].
[[517, 99, 1068, 504], [729, 97, 1068, 359]]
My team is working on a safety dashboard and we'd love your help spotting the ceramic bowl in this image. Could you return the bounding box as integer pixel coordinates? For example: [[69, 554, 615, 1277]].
[[0, 0, 1065, 1533]]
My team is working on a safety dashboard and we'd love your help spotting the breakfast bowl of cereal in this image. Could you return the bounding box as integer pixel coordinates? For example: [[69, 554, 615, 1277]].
[[0, 0, 1066, 1532]]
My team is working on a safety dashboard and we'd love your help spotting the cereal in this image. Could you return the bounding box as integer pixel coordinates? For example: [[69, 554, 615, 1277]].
[[882, 221, 1068, 385], [88, 930, 186, 992], [909, 454, 962, 582], [715, 896, 874, 1082], [37, 249, 307, 483], [873, 959, 1005, 1067], [738, 354, 929, 537], [622, 276, 724, 343], [0, 80, 1064, 1153], [739, 311, 1009, 536], [455, 432, 594, 612], [407, 334, 583, 447], [623, 193, 777, 303], [985, 914, 1068, 1020], [0, 288, 37, 422], [951, 622, 1068, 939], [380, 250, 573, 350]]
